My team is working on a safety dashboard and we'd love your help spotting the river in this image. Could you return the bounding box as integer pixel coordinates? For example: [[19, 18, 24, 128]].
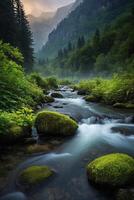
[[1, 87, 134, 200]]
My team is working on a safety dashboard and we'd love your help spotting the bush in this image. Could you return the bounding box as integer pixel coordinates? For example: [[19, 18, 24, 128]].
[[0, 41, 44, 111], [87, 153, 134, 187], [35, 111, 78, 137], [0, 107, 35, 144], [76, 73, 134, 105], [29, 73, 58, 92]]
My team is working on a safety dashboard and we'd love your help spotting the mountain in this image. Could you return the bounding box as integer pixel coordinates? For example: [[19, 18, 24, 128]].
[[46, 5, 134, 77], [29, 1, 82, 52], [28, 12, 55, 52], [40, 0, 134, 59]]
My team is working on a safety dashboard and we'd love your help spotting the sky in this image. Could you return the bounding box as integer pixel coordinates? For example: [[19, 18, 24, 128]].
[[23, 0, 75, 16]]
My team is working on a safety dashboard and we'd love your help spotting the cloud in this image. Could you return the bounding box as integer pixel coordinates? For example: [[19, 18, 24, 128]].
[[22, 0, 75, 16]]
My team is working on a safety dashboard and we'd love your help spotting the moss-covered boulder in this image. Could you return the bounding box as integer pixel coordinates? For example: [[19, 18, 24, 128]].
[[51, 92, 63, 98], [20, 166, 53, 187], [35, 111, 78, 137], [43, 95, 55, 103], [87, 153, 134, 187]]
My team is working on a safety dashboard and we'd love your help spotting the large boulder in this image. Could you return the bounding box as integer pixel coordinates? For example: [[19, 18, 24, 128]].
[[87, 153, 134, 187], [51, 92, 63, 98], [19, 166, 53, 187], [35, 111, 78, 137]]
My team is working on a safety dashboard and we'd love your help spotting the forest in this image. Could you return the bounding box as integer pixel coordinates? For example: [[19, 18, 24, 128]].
[[0, 0, 134, 200]]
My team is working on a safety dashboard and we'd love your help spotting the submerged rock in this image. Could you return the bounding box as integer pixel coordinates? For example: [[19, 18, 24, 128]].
[[1, 192, 27, 200], [51, 92, 63, 98], [87, 153, 134, 187], [125, 116, 134, 123], [113, 103, 134, 109], [112, 126, 134, 136], [19, 166, 53, 187], [117, 188, 134, 200], [35, 111, 78, 137]]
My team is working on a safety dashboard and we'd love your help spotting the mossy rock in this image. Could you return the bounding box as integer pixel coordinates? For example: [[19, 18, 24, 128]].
[[35, 111, 78, 137], [44, 95, 55, 103], [77, 89, 87, 95], [85, 95, 99, 102], [87, 153, 134, 187], [116, 188, 134, 200], [113, 103, 134, 109], [51, 92, 63, 98], [20, 166, 53, 187]]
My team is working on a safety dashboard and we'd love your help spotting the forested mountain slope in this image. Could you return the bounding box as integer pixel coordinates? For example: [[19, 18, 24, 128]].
[[41, 7, 134, 77], [39, 0, 134, 60]]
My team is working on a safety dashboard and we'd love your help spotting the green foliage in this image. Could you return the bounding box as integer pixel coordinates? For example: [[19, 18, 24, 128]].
[[0, 42, 44, 111], [77, 73, 134, 105], [87, 153, 134, 187], [20, 165, 53, 186], [29, 73, 58, 91], [0, 107, 35, 142], [45, 6, 134, 77], [0, 0, 34, 70], [40, 0, 134, 61], [35, 111, 78, 137]]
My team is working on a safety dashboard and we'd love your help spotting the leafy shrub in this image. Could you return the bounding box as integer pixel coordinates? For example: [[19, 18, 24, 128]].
[[0, 107, 35, 143], [0, 41, 44, 111], [77, 73, 134, 105], [29, 73, 58, 91]]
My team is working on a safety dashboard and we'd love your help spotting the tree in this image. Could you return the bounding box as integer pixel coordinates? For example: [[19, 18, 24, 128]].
[[92, 29, 100, 54], [0, 0, 34, 71], [0, 0, 16, 45], [77, 36, 85, 48], [68, 41, 72, 52], [14, 0, 34, 71]]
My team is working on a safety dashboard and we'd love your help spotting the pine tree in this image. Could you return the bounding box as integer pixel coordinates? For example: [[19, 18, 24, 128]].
[[77, 36, 85, 48], [93, 29, 100, 50], [14, 0, 34, 71], [0, 0, 16, 45], [68, 42, 72, 52], [0, 0, 34, 71]]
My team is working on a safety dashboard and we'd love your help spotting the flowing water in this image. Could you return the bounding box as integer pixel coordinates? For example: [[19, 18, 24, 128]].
[[1, 87, 134, 200]]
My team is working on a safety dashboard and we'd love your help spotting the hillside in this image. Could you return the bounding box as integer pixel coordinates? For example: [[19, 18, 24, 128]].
[[39, 0, 134, 59], [29, 0, 82, 52], [39, 6, 134, 77]]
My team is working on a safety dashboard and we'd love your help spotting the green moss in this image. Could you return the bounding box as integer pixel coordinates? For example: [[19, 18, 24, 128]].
[[87, 153, 134, 187], [35, 111, 78, 136], [20, 166, 53, 186]]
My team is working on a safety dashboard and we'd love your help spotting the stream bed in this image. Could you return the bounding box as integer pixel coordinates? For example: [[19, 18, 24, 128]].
[[1, 87, 134, 200]]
